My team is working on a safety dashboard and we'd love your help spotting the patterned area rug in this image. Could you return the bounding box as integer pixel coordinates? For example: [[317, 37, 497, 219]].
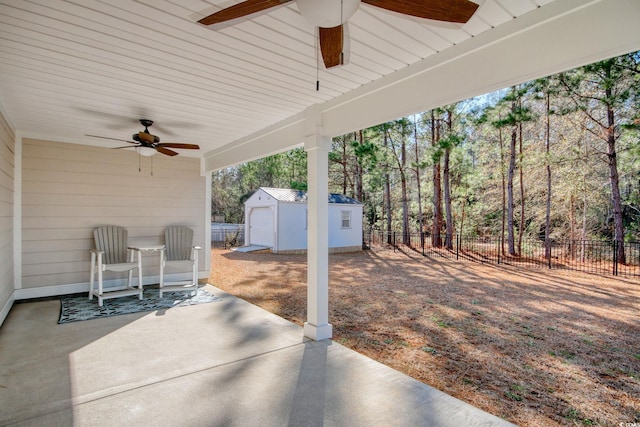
[[59, 287, 222, 323]]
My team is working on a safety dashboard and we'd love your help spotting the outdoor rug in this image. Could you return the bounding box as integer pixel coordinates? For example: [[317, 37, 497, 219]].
[[59, 287, 222, 324]]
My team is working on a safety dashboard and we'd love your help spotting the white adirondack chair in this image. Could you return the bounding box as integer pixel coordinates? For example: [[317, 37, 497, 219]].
[[159, 226, 201, 297], [89, 226, 143, 306]]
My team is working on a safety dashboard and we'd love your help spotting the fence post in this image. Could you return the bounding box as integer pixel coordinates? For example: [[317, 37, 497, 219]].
[[548, 240, 552, 269], [497, 238, 500, 265], [421, 231, 425, 257], [456, 234, 459, 260]]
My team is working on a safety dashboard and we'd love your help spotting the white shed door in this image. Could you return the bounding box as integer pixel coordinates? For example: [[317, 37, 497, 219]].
[[249, 207, 274, 247]]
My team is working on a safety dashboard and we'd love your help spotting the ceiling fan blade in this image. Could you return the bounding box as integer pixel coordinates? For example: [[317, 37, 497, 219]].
[[156, 147, 179, 157], [112, 145, 138, 150], [198, 0, 292, 25], [319, 25, 344, 69], [362, 0, 479, 23], [85, 134, 134, 143], [156, 143, 200, 150]]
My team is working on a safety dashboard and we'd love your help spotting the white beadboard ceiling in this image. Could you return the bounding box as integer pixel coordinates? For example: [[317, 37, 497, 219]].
[[0, 0, 633, 163]]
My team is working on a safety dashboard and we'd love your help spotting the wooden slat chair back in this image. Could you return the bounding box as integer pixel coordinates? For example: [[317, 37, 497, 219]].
[[165, 226, 193, 261], [89, 225, 143, 306], [159, 226, 201, 297], [94, 226, 129, 264]]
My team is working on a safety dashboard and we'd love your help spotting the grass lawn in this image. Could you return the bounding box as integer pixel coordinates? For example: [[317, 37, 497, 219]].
[[209, 246, 640, 426]]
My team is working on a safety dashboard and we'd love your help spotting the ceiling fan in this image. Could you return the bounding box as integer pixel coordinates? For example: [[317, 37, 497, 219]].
[[86, 119, 200, 157], [198, 0, 479, 69]]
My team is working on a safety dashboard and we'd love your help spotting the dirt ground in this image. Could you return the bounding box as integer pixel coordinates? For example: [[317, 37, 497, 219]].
[[209, 245, 640, 426]]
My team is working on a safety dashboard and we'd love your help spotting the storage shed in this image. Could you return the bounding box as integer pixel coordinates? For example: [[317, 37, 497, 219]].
[[244, 187, 363, 254]]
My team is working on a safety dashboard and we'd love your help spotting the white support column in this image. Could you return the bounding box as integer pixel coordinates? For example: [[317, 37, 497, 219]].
[[203, 168, 212, 279], [303, 121, 332, 341]]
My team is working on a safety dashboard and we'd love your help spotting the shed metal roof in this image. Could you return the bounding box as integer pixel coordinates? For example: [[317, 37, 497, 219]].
[[259, 187, 361, 204]]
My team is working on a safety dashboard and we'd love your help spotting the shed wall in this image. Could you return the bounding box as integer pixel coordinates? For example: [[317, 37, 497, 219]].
[[277, 203, 307, 251], [244, 189, 278, 247], [328, 205, 363, 248]]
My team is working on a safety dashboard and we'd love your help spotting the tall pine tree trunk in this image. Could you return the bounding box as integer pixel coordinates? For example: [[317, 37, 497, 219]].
[[432, 111, 443, 248], [356, 131, 364, 202], [605, 83, 626, 264], [499, 122, 506, 257], [414, 115, 424, 234], [507, 97, 517, 256], [385, 174, 392, 244], [444, 146, 453, 249], [581, 192, 587, 262], [342, 135, 348, 195], [459, 198, 467, 237], [400, 127, 410, 245], [570, 195, 576, 259], [518, 120, 525, 255], [384, 128, 393, 245], [444, 109, 454, 250], [544, 92, 552, 260]]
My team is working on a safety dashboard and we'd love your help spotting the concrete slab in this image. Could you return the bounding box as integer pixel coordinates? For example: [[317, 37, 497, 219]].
[[0, 285, 514, 427], [232, 245, 271, 253]]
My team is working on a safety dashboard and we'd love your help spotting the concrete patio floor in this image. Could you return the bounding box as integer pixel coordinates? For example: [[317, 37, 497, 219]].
[[0, 284, 514, 426]]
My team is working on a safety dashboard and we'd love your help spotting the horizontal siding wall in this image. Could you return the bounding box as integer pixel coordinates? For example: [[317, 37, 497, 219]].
[[22, 139, 205, 290], [0, 111, 14, 315]]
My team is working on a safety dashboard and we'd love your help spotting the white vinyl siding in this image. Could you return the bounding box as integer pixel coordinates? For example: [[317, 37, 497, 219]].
[[21, 139, 205, 289], [0, 111, 14, 312]]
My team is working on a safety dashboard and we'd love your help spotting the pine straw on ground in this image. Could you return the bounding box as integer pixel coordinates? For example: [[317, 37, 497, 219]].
[[209, 246, 640, 426]]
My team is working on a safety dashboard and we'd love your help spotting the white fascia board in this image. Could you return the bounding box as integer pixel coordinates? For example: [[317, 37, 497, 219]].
[[279, 200, 305, 205], [321, 0, 640, 137], [204, 112, 306, 171]]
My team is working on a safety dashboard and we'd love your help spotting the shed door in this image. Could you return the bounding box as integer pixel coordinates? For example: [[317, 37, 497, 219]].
[[249, 207, 274, 247]]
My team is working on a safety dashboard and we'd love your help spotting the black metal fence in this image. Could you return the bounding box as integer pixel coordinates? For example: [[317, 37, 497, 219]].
[[364, 229, 640, 279]]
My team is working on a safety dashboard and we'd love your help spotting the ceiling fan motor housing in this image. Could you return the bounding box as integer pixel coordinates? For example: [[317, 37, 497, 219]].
[[132, 132, 160, 144], [297, 0, 360, 27]]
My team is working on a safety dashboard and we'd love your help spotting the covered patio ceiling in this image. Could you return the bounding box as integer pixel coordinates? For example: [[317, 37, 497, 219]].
[[1, 0, 638, 171]]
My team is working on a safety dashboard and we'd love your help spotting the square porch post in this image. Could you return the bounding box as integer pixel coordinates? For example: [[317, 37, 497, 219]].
[[303, 126, 333, 341]]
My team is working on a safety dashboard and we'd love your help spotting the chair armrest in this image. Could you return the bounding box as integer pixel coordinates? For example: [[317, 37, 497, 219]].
[[90, 249, 104, 255], [193, 246, 202, 251]]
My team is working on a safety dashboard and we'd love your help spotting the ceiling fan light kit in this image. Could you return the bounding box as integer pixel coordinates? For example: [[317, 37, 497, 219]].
[[135, 146, 157, 157]]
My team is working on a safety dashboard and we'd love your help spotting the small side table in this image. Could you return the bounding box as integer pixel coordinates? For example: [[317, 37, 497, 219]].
[[128, 245, 165, 286]]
